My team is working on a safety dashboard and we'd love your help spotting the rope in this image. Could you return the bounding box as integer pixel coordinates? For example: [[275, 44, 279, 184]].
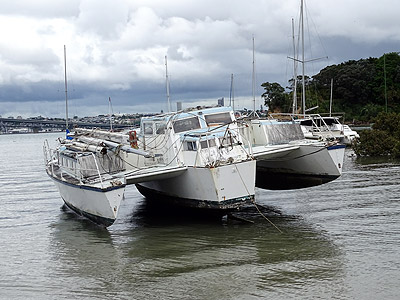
[[234, 164, 283, 233], [251, 198, 283, 234]]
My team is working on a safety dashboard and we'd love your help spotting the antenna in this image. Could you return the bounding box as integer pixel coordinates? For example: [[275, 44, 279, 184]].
[[165, 55, 171, 113]]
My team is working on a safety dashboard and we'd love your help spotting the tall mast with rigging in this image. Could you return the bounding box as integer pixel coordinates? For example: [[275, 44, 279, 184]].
[[64, 45, 69, 130], [291, 18, 298, 115], [252, 36, 256, 113], [229, 73, 235, 111], [300, 0, 306, 117], [165, 55, 171, 113]]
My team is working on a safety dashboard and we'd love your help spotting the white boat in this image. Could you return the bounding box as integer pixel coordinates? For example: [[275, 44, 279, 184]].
[[240, 118, 345, 190], [237, 0, 343, 190], [43, 140, 127, 226], [44, 45, 132, 226], [285, 1, 358, 146], [298, 115, 359, 145], [129, 106, 257, 211]]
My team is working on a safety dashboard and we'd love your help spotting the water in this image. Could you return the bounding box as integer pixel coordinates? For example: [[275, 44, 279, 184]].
[[1, 133, 399, 299]]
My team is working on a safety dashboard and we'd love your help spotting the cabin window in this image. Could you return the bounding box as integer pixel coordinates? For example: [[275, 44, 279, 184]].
[[173, 116, 201, 133], [143, 123, 153, 135], [205, 112, 232, 126], [200, 139, 216, 149], [185, 141, 197, 151]]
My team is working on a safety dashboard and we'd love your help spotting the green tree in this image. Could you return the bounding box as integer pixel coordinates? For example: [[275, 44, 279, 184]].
[[353, 112, 400, 157], [261, 82, 290, 112]]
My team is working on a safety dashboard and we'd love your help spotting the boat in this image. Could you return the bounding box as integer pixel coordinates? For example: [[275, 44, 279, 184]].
[[298, 114, 359, 145], [288, 1, 358, 146], [239, 117, 345, 190], [238, 16, 345, 190], [43, 45, 140, 226], [133, 106, 256, 211], [43, 140, 127, 226]]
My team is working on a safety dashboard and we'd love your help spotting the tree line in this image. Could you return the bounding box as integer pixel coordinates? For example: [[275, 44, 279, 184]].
[[261, 52, 400, 123]]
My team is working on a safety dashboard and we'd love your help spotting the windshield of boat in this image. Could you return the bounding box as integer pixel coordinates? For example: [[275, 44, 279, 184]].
[[200, 138, 216, 149], [204, 112, 232, 126], [173, 116, 201, 133]]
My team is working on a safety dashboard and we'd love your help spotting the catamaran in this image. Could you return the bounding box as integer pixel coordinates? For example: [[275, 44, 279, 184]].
[[240, 117, 345, 190]]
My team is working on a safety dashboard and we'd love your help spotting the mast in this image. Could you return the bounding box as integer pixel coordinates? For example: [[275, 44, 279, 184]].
[[229, 73, 235, 111], [109, 97, 113, 131], [300, 0, 306, 117], [165, 55, 171, 113], [329, 78, 333, 117], [64, 45, 69, 130], [252, 36, 256, 113], [291, 18, 298, 115]]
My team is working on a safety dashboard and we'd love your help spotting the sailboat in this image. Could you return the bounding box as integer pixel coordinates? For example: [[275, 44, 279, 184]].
[[241, 4, 345, 190], [43, 46, 127, 226], [288, 0, 358, 146], [298, 80, 359, 145]]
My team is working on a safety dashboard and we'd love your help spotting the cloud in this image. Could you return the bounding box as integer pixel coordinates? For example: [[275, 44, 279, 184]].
[[0, 0, 80, 18], [0, 0, 400, 117], [77, 0, 129, 39]]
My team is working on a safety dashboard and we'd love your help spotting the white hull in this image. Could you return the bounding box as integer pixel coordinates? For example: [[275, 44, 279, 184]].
[[49, 173, 125, 226], [255, 143, 345, 190], [136, 160, 256, 211]]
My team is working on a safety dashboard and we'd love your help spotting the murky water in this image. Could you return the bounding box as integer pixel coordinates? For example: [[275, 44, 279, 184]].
[[1, 133, 399, 299]]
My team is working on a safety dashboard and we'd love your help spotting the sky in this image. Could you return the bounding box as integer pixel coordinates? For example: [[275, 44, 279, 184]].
[[0, 0, 399, 118]]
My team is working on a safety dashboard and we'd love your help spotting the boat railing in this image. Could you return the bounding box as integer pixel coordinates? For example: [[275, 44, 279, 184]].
[[43, 139, 56, 175], [183, 124, 251, 167], [44, 141, 113, 188], [269, 113, 337, 140]]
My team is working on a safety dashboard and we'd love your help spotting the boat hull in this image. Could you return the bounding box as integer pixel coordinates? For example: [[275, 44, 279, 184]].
[[136, 160, 256, 212], [255, 143, 345, 190], [48, 172, 125, 226]]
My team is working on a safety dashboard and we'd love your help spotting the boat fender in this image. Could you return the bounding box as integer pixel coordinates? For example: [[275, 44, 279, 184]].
[[129, 130, 139, 149]]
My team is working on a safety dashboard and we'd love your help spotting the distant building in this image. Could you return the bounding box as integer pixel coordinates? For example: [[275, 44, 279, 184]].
[[177, 101, 182, 111], [217, 97, 224, 106]]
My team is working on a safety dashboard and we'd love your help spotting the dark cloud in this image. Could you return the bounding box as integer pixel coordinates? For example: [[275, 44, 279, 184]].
[[0, 0, 399, 117]]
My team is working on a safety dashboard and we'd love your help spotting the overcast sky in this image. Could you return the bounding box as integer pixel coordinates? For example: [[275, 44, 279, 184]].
[[0, 0, 399, 118]]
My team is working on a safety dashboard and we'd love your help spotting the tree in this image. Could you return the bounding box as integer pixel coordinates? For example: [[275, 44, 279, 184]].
[[261, 82, 290, 112], [353, 112, 400, 157]]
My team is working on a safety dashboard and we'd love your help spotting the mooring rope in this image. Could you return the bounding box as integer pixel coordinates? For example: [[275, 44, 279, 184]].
[[234, 164, 283, 233]]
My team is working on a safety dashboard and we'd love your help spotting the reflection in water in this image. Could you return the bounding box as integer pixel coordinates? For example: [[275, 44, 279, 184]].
[[50, 199, 343, 299]]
